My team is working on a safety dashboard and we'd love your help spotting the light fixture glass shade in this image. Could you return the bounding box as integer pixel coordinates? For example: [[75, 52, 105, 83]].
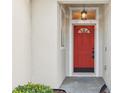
[[81, 9, 87, 20]]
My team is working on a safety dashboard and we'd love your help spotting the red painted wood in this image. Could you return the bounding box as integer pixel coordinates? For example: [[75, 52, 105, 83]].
[[74, 25, 95, 69]]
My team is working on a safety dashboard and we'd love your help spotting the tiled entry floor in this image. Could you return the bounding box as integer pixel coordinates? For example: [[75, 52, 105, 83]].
[[60, 77, 105, 93]]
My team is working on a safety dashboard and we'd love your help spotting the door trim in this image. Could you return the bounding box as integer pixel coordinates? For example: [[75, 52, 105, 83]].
[[68, 7, 100, 77]]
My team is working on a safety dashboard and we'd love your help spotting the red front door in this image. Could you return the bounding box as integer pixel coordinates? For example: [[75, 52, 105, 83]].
[[74, 25, 95, 72]]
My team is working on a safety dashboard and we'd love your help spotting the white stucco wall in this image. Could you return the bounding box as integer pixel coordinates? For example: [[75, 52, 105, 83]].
[[103, 3, 111, 89], [57, 4, 67, 86], [12, 0, 31, 88], [99, 5, 105, 77], [31, 0, 66, 88]]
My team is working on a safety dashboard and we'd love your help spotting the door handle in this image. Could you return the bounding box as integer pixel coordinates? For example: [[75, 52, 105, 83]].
[[92, 49, 94, 59], [92, 55, 94, 59]]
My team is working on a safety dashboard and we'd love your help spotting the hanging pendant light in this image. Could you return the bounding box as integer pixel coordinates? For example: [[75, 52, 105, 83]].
[[81, 8, 87, 20]]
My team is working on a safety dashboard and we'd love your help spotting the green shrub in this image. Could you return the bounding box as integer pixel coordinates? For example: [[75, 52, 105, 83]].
[[12, 82, 54, 93]]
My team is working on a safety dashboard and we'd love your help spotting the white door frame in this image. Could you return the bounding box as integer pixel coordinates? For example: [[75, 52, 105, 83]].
[[68, 7, 100, 77]]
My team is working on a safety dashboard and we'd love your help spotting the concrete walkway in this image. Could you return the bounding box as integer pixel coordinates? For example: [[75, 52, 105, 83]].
[[60, 77, 105, 93]]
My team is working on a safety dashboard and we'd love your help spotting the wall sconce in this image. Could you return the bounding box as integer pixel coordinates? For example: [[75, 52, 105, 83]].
[[81, 9, 87, 20]]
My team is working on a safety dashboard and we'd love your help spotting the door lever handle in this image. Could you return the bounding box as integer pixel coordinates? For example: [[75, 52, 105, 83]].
[[92, 50, 94, 59], [92, 55, 94, 59]]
